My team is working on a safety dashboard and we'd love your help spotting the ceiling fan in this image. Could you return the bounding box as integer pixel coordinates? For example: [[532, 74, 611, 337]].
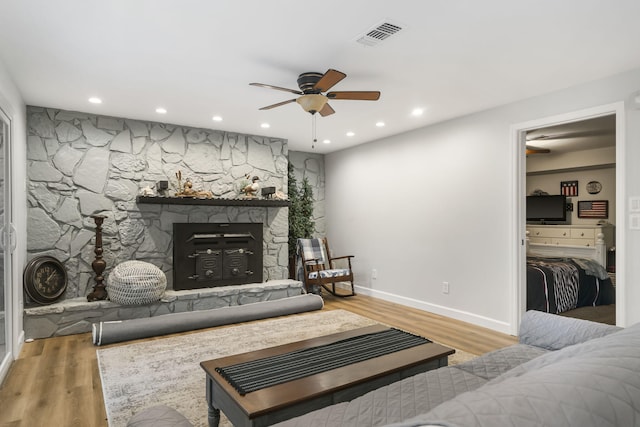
[[250, 69, 381, 117]]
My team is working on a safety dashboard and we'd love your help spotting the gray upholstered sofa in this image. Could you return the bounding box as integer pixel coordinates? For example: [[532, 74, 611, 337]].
[[275, 310, 639, 427], [129, 310, 640, 426]]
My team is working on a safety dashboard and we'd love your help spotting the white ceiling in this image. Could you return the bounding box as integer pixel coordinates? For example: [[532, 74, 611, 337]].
[[1, 0, 639, 153], [526, 115, 616, 155]]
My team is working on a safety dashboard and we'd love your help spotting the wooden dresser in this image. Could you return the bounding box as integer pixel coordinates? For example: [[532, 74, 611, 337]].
[[526, 224, 614, 248], [526, 224, 614, 267]]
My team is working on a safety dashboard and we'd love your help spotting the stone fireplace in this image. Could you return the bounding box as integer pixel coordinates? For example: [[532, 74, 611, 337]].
[[22, 106, 325, 339], [173, 222, 263, 290]]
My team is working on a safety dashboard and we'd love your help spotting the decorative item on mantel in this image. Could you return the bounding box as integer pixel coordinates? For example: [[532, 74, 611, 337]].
[[240, 175, 260, 199], [261, 186, 276, 199], [174, 170, 213, 199], [87, 214, 108, 302], [140, 185, 155, 196], [156, 180, 169, 196]]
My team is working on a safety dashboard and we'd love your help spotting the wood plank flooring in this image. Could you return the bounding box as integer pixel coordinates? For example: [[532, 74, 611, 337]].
[[0, 293, 517, 426]]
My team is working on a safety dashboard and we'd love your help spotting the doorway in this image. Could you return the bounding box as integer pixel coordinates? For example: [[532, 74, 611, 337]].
[[510, 102, 626, 333]]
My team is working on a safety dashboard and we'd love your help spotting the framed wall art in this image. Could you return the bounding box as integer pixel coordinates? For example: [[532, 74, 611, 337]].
[[577, 200, 608, 219], [560, 180, 578, 196]]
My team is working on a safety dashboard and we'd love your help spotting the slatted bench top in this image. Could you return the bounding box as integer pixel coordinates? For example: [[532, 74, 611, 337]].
[[200, 324, 454, 427]]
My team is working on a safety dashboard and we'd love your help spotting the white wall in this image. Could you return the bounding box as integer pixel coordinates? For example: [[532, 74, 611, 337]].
[[0, 58, 27, 378], [326, 67, 640, 333]]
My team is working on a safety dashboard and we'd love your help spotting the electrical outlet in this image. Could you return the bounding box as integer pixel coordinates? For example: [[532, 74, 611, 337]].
[[371, 269, 378, 280], [442, 281, 450, 294]]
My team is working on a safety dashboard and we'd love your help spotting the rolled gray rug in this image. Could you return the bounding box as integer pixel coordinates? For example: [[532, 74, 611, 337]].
[[92, 294, 324, 346]]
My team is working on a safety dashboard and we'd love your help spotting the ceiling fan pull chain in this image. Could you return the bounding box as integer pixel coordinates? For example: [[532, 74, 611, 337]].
[[312, 113, 317, 149]]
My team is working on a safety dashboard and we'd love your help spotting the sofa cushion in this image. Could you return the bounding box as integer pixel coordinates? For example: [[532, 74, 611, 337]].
[[127, 405, 193, 427], [275, 365, 487, 427], [390, 322, 640, 427], [518, 309, 621, 350], [453, 344, 547, 381]]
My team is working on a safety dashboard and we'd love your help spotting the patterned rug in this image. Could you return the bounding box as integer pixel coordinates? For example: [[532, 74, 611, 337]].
[[97, 309, 473, 427]]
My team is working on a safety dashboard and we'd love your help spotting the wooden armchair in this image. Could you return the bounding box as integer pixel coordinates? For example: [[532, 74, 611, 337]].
[[296, 238, 355, 297]]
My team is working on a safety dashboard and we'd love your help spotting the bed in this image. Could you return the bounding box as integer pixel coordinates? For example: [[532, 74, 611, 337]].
[[526, 256, 614, 314], [526, 228, 615, 314]]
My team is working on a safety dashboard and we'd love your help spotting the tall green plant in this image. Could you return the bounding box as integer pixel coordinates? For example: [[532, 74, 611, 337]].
[[299, 177, 315, 237], [288, 161, 315, 258]]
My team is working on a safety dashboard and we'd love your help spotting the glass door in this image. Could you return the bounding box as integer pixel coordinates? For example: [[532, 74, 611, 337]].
[[0, 105, 11, 371]]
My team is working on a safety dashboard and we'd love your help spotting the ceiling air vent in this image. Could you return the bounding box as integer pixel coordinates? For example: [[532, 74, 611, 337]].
[[355, 20, 403, 47]]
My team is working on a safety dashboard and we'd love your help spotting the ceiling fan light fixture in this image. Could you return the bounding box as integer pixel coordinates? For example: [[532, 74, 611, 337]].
[[296, 94, 328, 114]]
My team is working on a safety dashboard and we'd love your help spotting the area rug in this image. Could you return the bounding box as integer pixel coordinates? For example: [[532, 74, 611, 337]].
[[97, 309, 474, 427]]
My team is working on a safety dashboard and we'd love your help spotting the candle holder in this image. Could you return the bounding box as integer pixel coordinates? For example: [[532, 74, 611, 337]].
[[87, 214, 108, 301]]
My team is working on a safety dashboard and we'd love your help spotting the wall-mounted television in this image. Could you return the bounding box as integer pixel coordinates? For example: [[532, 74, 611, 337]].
[[526, 195, 567, 223]]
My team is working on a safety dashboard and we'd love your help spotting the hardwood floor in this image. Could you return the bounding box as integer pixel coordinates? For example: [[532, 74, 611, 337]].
[[0, 293, 517, 426]]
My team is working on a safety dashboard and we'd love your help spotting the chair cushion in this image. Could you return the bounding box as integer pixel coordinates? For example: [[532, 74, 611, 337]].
[[298, 238, 328, 264], [309, 269, 351, 279]]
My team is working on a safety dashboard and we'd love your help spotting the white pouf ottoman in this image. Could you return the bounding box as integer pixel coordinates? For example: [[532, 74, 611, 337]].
[[107, 261, 167, 305]]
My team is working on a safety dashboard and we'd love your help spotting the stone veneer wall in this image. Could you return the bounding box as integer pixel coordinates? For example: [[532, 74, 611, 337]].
[[288, 151, 326, 236], [26, 106, 289, 301]]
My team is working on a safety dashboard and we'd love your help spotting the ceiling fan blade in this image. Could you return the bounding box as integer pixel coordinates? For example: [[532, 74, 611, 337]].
[[250, 82, 302, 95], [326, 91, 381, 101], [525, 146, 551, 155], [313, 69, 347, 92], [318, 103, 335, 117], [258, 99, 297, 110]]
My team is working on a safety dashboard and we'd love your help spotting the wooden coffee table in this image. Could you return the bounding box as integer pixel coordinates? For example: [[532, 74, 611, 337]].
[[200, 324, 454, 427]]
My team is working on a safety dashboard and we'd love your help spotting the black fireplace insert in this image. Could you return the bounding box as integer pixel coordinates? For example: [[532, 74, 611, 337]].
[[173, 223, 263, 290]]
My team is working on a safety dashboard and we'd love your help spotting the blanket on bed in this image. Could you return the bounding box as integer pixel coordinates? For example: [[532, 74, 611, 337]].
[[526, 256, 614, 314]]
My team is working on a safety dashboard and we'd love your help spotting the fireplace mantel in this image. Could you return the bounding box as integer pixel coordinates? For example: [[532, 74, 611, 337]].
[[136, 195, 289, 207]]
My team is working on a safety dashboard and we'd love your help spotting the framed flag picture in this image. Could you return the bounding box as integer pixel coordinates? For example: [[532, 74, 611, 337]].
[[560, 180, 578, 196], [578, 200, 608, 219]]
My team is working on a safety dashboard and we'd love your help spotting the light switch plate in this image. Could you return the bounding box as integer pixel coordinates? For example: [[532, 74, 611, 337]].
[[630, 197, 640, 212], [630, 214, 640, 230]]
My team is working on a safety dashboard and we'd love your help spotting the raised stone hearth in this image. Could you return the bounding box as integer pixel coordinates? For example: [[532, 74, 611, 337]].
[[24, 280, 303, 339]]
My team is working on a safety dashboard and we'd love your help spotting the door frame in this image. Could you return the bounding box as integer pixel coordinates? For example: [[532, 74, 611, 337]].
[[0, 101, 13, 384], [509, 102, 626, 334]]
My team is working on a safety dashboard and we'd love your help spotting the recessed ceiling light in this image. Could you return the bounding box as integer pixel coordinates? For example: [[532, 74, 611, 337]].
[[156, 107, 167, 114], [323, 139, 331, 144], [88, 97, 102, 104], [346, 131, 355, 137], [212, 115, 223, 122], [411, 108, 424, 116], [261, 123, 270, 129], [375, 121, 385, 127]]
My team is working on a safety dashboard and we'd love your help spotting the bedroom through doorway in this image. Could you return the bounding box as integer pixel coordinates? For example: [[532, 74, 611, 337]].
[[512, 103, 626, 332]]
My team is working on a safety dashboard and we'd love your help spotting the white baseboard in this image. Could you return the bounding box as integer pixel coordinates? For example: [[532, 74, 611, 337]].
[[0, 330, 24, 386], [15, 330, 25, 358], [355, 285, 514, 335], [0, 351, 14, 386]]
